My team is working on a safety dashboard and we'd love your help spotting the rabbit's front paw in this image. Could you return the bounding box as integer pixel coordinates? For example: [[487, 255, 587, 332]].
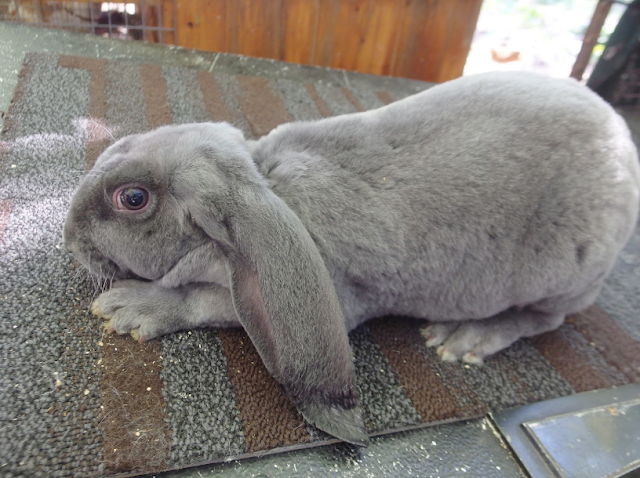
[[91, 280, 186, 342]]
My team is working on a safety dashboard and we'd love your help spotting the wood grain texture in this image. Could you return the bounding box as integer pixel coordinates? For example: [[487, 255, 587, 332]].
[[175, 0, 482, 82], [160, 0, 177, 44], [176, 0, 224, 50], [283, 0, 321, 65]]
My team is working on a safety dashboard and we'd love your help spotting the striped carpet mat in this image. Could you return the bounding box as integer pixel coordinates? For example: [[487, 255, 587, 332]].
[[1, 52, 639, 478]]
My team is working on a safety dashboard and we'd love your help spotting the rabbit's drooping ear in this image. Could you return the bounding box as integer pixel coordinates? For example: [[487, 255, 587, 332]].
[[191, 185, 368, 446]]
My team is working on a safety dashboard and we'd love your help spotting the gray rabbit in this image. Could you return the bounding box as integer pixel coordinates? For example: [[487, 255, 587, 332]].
[[64, 71, 640, 445]]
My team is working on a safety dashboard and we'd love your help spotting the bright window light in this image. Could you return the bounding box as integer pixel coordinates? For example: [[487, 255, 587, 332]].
[[100, 3, 136, 15]]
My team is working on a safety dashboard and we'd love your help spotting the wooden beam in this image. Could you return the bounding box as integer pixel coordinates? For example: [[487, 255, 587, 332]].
[[570, 0, 613, 81]]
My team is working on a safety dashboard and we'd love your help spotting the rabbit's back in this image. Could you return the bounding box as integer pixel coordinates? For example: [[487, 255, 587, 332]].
[[252, 72, 640, 328]]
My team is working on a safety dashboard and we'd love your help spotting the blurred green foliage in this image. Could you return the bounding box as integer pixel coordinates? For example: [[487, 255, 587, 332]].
[[480, 0, 624, 37]]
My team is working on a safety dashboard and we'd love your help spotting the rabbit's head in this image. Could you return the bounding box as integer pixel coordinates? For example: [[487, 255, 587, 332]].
[[64, 123, 241, 282], [64, 122, 367, 445]]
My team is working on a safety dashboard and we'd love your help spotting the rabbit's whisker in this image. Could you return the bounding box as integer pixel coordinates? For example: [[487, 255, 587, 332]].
[[108, 269, 116, 290], [87, 117, 117, 143]]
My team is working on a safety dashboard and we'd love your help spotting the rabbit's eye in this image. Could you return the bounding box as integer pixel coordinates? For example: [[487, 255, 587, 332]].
[[114, 186, 149, 212]]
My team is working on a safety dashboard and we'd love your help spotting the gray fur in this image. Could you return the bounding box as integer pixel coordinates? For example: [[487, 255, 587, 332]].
[[64, 71, 640, 444]]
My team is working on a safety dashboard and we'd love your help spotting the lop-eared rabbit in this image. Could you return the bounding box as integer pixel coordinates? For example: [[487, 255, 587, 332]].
[[64, 71, 640, 445]]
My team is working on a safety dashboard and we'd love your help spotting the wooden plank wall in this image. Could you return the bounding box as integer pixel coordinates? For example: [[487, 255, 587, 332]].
[[175, 0, 483, 83]]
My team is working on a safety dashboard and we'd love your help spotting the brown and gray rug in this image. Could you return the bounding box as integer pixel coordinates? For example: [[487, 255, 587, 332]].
[[1, 52, 639, 478]]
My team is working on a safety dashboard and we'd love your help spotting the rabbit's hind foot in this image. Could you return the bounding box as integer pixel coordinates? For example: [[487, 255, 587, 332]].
[[421, 309, 565, 365], [421, 322, 458, 347]]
